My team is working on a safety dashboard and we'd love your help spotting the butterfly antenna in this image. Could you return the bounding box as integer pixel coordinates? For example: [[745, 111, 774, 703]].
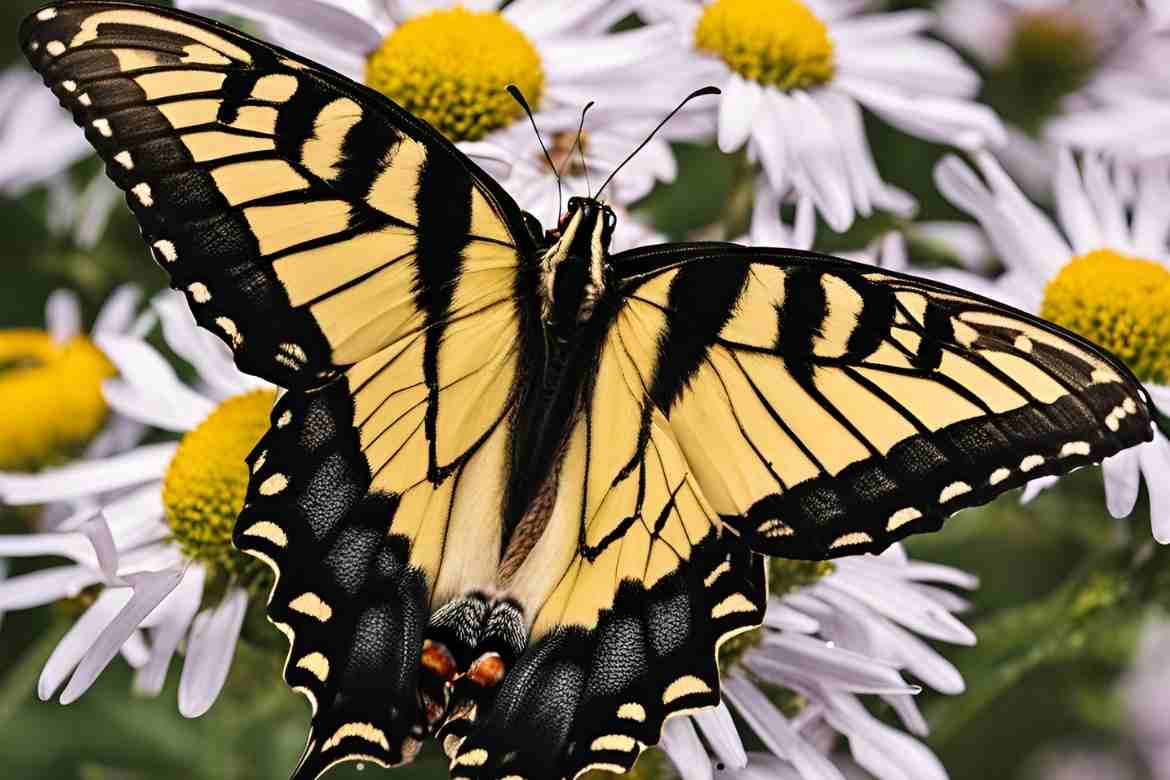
[[595, 86, 720, 199], [556, 101, 595, 196], [508, 84, 562, 216]]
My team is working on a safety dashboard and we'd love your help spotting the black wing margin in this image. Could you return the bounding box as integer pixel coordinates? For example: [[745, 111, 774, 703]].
[[612, 244, 1157, 560]]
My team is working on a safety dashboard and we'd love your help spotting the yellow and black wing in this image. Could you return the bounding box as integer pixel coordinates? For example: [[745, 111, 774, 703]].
[[446, 296, 766, 779], [22, 2, 541, 776], [20, 0, 537, 388], [612, 244, 1157, 560]]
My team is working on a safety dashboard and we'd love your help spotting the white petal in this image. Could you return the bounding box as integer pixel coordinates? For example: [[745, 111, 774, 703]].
[[178, 587, 247, 717], [817, 571, 976, 645], [1054, 148, 1101, 254], [909, 221, 994, 272], [882, 693, 928, 737], [60, 568, 184, 704], [91, 284, 143, 337], [1081, 152, 1130, 251], [694, 702, 748, 770], [823, 692, 948, 780], [80, 514, 121, 582], [837, 76, 1005, 149], [0, 442, 177, 504], [96, 334, 216, 430], [1139, 434, 1170, 544], [136, 565, 206, 697], [39, 588, 132, 700], [0, 565, 101, 611], [718, 74, 761, 153], [724, 753, 803, 780], [46, 289, 82, 344], [1133, 160, 1170, 258], [723, 672, 847, 780], [763, 598, 821, 634], [1148, 385, 1170, 417], [152, 292, 267, 401], [178, 0, 384, 51], [1103, 447, 1141, 519], [660, 716, 715, 780]]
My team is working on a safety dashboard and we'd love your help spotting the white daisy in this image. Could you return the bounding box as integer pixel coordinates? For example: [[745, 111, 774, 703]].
[[660, 546, 976, 780], [0, 65, 93, 196], [939, 0, 1170, 166], [931, 149, 1170, 540], [635, 0, 1005, 231], [0, 292, 273, 717], [176, 0, 695, 216]]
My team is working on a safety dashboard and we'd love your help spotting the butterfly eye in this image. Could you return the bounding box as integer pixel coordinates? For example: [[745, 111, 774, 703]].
[[604, 209, 616, 232]]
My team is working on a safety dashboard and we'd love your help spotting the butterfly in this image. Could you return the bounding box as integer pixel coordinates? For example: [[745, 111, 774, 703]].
[[21, 2, 1159, 779]]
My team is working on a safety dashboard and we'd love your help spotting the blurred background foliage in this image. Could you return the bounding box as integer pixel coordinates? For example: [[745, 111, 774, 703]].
[[1, 0, 1167, 778]]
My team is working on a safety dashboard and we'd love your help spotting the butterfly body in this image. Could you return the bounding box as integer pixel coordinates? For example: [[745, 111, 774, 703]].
[[20, 3, 1160, 779]]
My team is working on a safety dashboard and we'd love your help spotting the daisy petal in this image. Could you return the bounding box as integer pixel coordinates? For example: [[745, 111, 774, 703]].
[[723, 672, 847, 780], [718, 74, 761, 153], [1103, 447, 1141, 519], [693, 702, 748, 771], [178, 587, 248, 718], [136, 565, 206, 697], [39, 588, 132, 700], [60, 568, 185, 704], [660, 716, 714, 780], [93, 284, 143, 337], [1139, 434, 1170, 544], [46, 289, 82, 344], [96, 334, 216, 430], [0, 442, 177, 504], [0, 565, 101, 611]]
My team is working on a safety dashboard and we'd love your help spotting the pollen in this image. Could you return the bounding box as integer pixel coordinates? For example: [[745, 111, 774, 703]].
[[163, 390, 277, 572], [1040, 249, 1170, 385], [695, 0, 835, 91], [0, 330, 113, 470], [365, 8, 544, 142]]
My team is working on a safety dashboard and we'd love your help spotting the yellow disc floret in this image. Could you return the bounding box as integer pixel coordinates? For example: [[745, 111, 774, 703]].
[[696, 0, 835, 91], [0, 330, 113, 470], [366, 8, 544, 142], [1041, 249, 1170, 385], [163, 390, 276, 572]]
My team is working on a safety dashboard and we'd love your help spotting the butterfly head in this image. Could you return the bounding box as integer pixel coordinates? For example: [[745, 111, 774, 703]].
[[539, 196, 615, 327]]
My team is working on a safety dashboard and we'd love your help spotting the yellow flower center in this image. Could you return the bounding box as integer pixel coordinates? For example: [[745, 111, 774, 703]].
[[695, 0, 835, 91], [1041, 249, 1170, 385], [0, 330, 113, 471], [163, 390, 276, 572], [365, 8, 544, 142]]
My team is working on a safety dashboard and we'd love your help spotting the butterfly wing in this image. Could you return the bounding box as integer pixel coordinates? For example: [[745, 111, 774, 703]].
[[447, 299, 766, 779], [611, 243, 1156, 559], [23, 3, 542, 776], [20, 0, 536, 388]]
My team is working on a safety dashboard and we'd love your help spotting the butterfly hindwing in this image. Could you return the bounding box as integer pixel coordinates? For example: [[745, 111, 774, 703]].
[[613, 244, 1157, 560], [449, 318, 766, 778], [20, 0, 535, 388]]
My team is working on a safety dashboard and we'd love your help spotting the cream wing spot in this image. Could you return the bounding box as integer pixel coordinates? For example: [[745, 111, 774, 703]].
[[46, 40, 65, 56], [132, 183, 154, 207], [830, 531, 873, 549], [703, 560, 731, 587], [711, 593, 758, 618], [259, 473, 288, 496], [61, 80, 76, 92], [114, 151, 134, 170], [251, 74, 299, 102], [454, 749, 489, 767], [78, 93, 92, 107], [940, 481, 971, 503], [37, 8, 59, 21], [590, 735, 637, 753], [92, 118, 112, 137], [296, 652, 330, 682], [321, 723, 390, 753], [1062, 441, 1092, 457], [288, 592, 333, 622], [1020, 454, 1045, 472], [989, 467, 1011, 485], [153, 240, 177, 263], [188, 282, 211, 303], [215, 316, 242, 347], [276, 410, 292, 428], [1124, 398, 1138, 414], [242, 521, 287, 547], [662, 676, 711, 704], [887, 507, 921, 532], [616, 703, 646, 722]]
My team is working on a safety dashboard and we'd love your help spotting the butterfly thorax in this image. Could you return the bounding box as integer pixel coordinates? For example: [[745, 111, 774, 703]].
[[537, 197, 616, 330]]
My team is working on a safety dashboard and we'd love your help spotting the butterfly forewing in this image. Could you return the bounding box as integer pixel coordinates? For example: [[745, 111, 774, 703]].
[[20, 0, 535, 388], [613, 244, 1156, 559]]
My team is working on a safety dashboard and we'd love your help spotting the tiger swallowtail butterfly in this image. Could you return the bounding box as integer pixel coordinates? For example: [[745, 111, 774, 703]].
[[20, 2, 1158, 778]]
